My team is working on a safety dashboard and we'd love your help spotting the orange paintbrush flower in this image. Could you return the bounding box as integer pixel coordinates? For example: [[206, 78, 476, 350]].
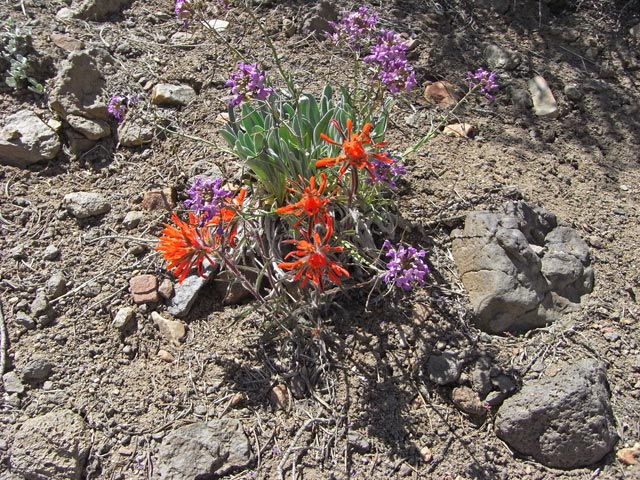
[[276, 173, 330, 229], [156, 212, 219, 282], [278, 215, 349, 290], [317, 119, 393, 180]]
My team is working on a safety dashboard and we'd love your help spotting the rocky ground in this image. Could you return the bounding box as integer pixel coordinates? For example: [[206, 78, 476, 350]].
[[1, 0, 640, 479]]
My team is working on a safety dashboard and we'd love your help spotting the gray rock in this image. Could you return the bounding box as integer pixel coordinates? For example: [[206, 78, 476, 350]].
[[43, 244, 60, 261], [63, 192, 111, 219], [49, 50, 114, 122], [14, 311, 36, 330], [495, 359, 618, 469], [30, 290, 50, 318], [46, 271, 67, 299], [426, 351, 464, 385], [2, 371, 25, 394], [66, 114, 111, 140], [491, 373, 517, 393], [348, 432, 371, 453], [73, 0, 134, 20], [564, 83, 583, 101], [117, 120, 154, 147], [112, 306, 136, 331], [156, 419, 253, 479], [0, 110, 61, 168], [485, 44, 521, 71], [302, 1, 338, 36], [22, 358, 53, 382], [122, 211, 144, 230], [470, 356, 493, 396], [167, 269, 212, 317], [9, 409, 90, 480], [151, 84, 196, 107], [528, 76, 558, 118], [451, 202, 592, 333], [509, 87, 532, 113]]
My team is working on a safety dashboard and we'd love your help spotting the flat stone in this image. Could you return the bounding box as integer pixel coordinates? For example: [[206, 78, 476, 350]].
[[142, 188, 176, 211], [151, 84, 196, 107], [22, 358, 53, 382], [205, 19, 229, 32], [451, 386, 486, 416], [122, 211, 143, 230], [424, 81, 459, 107], [129, 274, 159, 304], [72, 0, 134, 21], [10, 409, 90, 479], [167, 270, 212, 317], [443, 122, 475, 138], [151, 312, 186, 345], [64, 192, 111, 219], [117, 120, 154, 147], [14, 312, 36, 330], [112, 306, 136, 331], [50, 33, 85, 52], [66, 114, 111, 140], [528, 76, 558, 118], [157, 349, 175, 363], [0, 110, 61, 168], [156, 419, 253, 479], [495, 359, 618, 469], [2, 371, 25, 394]]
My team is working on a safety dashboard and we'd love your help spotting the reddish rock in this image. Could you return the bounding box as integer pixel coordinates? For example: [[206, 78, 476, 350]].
[[451, 386, 486, 416], [158, 278, 175, 300], [129, 274, 159, 304], [617, 444, 640, 465], [269, 384, 290, 410], [50, 33, 84, 52], [424, 81, 459, 107], [142, 188, 176, 211], [157, 349, 175, 363]]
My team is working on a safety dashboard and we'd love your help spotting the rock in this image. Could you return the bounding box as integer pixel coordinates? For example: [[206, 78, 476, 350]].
[[112, 306, 136, 331], [43, 244, 60, 260], [204, 19, 229, 32], [50, 33, 84, 52], [424, 81, 459, 107], [509, 87, 532, 113], [66, 114, 111, 140], [0, 110, 61, 168], [451, 386, 486, 416], [443, 122, 475, 138], [151, 312, 186, 345], [117, 120, 154, 147], [170, 31, 196, 46], [302, 1, 338, 36], [151, 84, 196, 107], [348, 432, 371, 453], [129, 274, 159, 304], [49, 50, 113, 122], [122, 211, 143, 230], [158, 278, 175, 300], [491, 373, 517, 393], [22, 358, 53, 382], [564, 83, 582, 101], [167, 269, 212, 317], [157, 349, 175, 363], [470, 356, 493, 396], [451, 201, 593, 334], [2, 371, 25, 394], [485, 44, 521, 71], [617, 443, 640, 465], [30, 290, 50, 318], [156, 419, 253, 479], [495, 359, 618, 469], [142, 188, 176, 211], [426, 351, 463, 385], [72, 0, 134, 20], [269, 384, 290, 410], [528, 76, 558, 118], [484, 390, 507, 407], [14, 311, 36, 330], [64, 192, 111, 219], [9, 409, 91, 479], [56, 7, 76, 19]]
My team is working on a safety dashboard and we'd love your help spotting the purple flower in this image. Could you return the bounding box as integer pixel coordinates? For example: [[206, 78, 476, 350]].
[[364, 29, 416, 94], [367, 156, 406, 187], [107, 94, 140, 123], [381, 240, 429, 291], [465, 68, 499, 101], [327, 6, 378, 50], [175, 0, 191, 24], [184, 177, 232, 223], [225, 63, 274, 107]]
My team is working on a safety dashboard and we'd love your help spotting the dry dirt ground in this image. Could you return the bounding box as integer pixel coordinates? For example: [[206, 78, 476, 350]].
[[1, 0, 640, 479]]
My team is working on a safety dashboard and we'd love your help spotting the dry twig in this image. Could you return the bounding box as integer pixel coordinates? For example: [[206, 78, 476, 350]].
[[0, 302, 7, 381]]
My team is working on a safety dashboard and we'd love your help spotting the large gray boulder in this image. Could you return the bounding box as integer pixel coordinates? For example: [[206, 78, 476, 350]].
[[495, 359, 618, 469], [0, 110, 61, 168], [157, 419, 253, 479], [9, 409, 91, 479], [451, 201, 593, 333]]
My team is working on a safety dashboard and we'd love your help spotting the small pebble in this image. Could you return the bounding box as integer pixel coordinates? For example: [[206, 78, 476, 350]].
[[43, 244, 60, 260]]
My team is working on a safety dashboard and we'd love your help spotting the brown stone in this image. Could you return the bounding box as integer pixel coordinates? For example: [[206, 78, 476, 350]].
[[424, 81, 459, 107], [443, 122, 475, 138], [142, 187, 176, 211], [50, 33, 84, 52], [617, 444, 640, 465], [158, 278, 175, 300], [451, 386, 486, 416], [157, 349, 175, 363], [269, 384, 290, 411], [151, 312, 187, 345], [129, 274, 159, 304]]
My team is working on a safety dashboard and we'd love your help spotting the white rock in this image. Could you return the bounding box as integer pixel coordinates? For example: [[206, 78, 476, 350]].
[[63, 192, 111, 219], [528, 76, 558, 118], [0, 110, 61, 168], [151, 84, 196, 107]]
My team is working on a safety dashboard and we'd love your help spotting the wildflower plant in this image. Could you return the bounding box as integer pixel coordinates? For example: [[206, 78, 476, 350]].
[[156, 2, 497, 330]]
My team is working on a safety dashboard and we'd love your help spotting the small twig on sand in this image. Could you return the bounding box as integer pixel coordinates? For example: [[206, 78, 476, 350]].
[[0, 302, 8, 380], [277, 417, 332, 480]]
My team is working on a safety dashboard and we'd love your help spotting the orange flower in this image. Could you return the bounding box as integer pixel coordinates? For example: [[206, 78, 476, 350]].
[[156, 212, 219, 282], [317, 119, 393, 179], [278, 216, 349, 290], [213, 188, 246, 246], [276, 173, 330, 229]]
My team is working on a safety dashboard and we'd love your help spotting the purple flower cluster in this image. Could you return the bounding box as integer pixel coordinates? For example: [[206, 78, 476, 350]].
[[108, 95, 140, 123], [184, 177, 232, 223], [465, 68, 499, 101], [226, 63, 274, 107], [327, 6, 378, 50], [381, 240, 429, 291], [175, 0, 190, 23], [368, 156, 407, 188], [364, 29, 416, 94]]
